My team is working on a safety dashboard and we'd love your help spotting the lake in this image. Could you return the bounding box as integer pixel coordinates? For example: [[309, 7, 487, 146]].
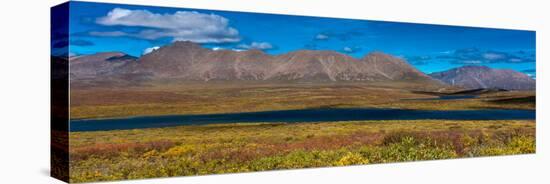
[[69, 108, 535, 132], [402, 95, 477, 101]]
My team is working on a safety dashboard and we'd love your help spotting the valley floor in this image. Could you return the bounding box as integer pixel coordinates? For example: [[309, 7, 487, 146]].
[[69, 82, 535, 119]]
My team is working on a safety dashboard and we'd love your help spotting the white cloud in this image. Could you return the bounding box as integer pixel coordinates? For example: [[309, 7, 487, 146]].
[[439, 50, 452, 54], [89, 31, 128, 37], [508, 58, 523, 62], [461, 60, 482, 64], [483, 53, 506, 60], [343, 47, 353, 53], [142, 46, 160, 55], [210, 47, 246, 52], [94, 8, 241, 43], [315, 34, 329, 40], [236, 42, 273, 50]]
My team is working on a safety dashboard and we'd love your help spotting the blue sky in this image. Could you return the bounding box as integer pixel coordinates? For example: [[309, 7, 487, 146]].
[[59, 1, 536, 77]]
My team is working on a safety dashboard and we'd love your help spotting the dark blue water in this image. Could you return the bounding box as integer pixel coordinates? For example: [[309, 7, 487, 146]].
[[438, 95, 477, 100], [69, 108, 535, 132], [403, 95, 477, 101]]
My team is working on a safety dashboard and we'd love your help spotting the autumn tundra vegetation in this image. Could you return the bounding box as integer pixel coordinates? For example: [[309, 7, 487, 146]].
[[69, 119, 534, 182]]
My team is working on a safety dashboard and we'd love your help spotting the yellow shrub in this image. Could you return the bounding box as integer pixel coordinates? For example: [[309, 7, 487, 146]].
[[142, 150, 159, 158], [461, 134, 477, 148], [162, 145, 195, 157], [335, 152, 369, 166], [509, 136, 535, 153]]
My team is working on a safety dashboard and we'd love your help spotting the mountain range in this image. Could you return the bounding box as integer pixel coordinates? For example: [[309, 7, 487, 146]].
[[68, 41, 535, 90], [429, 65, 535, 90]]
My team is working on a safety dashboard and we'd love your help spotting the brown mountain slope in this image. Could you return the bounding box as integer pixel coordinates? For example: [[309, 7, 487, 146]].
[[70, 41, 442, 87], [429, 65, 535, 90], [127, 41, 436, 82], [70, 52, 136, 80], [361, 52, 431, 81]]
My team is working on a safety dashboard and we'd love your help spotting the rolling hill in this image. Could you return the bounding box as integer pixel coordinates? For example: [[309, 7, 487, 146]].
[[70, 41, 440, 86], [429, 65, 535, 90]]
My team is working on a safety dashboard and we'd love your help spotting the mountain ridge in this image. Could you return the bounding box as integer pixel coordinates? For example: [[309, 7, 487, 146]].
[[128, 41, 436, 83], [68, 41, 535, 91], [429, 65, 535, 90], [70, 41, 438, 84]]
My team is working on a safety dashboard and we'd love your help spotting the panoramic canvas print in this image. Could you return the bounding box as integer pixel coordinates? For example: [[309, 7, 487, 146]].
[[51, 1, 536, 183]]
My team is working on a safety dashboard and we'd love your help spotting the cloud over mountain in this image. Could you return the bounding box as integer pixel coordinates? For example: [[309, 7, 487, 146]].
[[404, 56, 432, 65], [70, 40, 95, 46], [142, 46, 160, 55], [342, 46, 361, 53], [93, 8, 241, 43], [315, 34, 329, 40], [236, 42, 274, 50], [437, 48, 535, 64]]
